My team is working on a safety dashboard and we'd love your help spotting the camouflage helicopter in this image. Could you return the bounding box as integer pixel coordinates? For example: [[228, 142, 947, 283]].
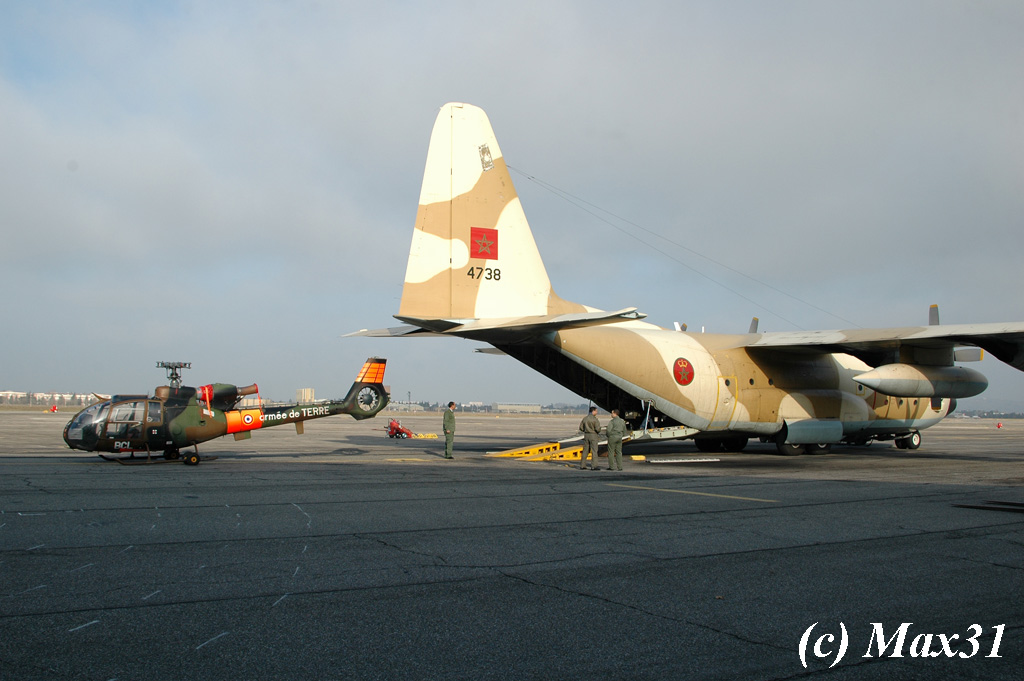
[[63, 358, 389, 465]]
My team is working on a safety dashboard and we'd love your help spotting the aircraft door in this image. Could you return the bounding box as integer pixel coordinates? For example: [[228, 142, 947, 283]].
[[145, 400, 165, 449], [709, 376, 739, 429], [104, 401, 146, 450], [145, 400, 162, 425]]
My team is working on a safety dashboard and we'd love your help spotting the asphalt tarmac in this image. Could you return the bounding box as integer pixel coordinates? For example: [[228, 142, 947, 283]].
[[1, 410, 1021, 680]]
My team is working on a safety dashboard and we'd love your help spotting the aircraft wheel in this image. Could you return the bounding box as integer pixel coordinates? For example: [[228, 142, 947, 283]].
[[806, 444, 832, 455], [163, 449, 180, 460], [722, 436, 748, 452], [898, 432, 921, 450], [184, 452, 200, 466], [776, 442, 805, 456], [694, 438, 721, 453]]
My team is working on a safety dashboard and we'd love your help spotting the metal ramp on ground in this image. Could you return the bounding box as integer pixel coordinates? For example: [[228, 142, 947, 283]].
[[488, 426, 700, 462], [488, 439, 584, 461]]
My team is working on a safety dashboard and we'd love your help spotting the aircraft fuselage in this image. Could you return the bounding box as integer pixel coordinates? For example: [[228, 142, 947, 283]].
[[503, 323, 950, 443]]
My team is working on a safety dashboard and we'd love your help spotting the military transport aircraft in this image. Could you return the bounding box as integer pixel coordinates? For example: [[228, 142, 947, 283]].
[[351, 102, 1024, 455], [63, 358, 389, 464]]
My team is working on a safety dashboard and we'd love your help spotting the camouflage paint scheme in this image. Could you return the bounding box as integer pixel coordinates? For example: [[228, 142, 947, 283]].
[[63, 358, 389, 464], [355, 103, 1024, 453]]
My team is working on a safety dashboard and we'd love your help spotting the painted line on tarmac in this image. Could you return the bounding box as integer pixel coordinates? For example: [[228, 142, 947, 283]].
[[68, 620, 100, 633], [195, 631, 229, 650], [607, 483, 777, 503]]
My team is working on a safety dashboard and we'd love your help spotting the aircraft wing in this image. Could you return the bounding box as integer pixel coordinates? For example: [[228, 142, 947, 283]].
[[742, 323, 1024, 371]]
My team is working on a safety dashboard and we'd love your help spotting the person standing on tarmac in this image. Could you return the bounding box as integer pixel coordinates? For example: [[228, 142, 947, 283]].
[[443, 401, 456, 459], [579, 406, 601, 470], [605, 409, 627, 471]]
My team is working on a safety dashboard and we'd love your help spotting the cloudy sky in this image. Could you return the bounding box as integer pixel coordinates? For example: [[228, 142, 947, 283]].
[[2, 1, 1023, 410]]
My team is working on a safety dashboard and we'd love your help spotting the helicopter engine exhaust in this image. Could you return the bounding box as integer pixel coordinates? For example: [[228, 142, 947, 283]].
[[199, 383, 260, 409]]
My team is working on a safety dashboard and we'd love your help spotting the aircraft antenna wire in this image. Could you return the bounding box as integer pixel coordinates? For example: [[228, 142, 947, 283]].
[[508, 165, 861, 330]]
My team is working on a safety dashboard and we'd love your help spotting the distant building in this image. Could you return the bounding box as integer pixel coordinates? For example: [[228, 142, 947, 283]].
[[296, 388, 315, 403], [387, 402, 426, 412], [491, 402, 542, 414], [0, 391, 95, 407]]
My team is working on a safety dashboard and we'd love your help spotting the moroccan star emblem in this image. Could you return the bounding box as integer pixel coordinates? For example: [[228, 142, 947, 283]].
[[474, 234, 494, 255]]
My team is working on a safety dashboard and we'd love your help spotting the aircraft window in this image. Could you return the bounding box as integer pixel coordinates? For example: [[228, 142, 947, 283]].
[[109, 402, 144, 423], [68, 401, 109, 433], [107, 401, 145, 438], [147, 401, 162, 424]]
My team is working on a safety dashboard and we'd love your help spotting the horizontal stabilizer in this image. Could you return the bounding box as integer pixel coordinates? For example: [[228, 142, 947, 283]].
[[345, 325, 446, 338], [392, 308, 646, 342]]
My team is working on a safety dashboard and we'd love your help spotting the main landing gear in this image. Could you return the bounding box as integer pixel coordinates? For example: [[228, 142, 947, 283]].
[[771, 430, 922, 455], [100, 445, 206, 465], [168, 445, 203, 465], [894, 431, 922, 450], [772, 432, 831, 456], [774, 441, 832, 456], [694, 435, 749, 453]]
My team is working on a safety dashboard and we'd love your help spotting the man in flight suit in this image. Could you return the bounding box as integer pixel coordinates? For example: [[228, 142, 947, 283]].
[[605, 409, 627, 471], [579, 406, 601, 470], [443, 401, 456, 459]]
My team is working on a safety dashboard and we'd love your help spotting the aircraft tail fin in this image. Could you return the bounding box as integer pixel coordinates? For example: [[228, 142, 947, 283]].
[[398, 103, 585, 323], [354, 357, 387, 384], [340, 357, 389, 420]]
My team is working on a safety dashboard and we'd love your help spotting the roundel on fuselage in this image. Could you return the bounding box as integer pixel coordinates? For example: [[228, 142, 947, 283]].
[[673, 358, 695, 386]]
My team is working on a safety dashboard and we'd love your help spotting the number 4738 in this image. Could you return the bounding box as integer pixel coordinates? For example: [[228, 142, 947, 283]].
[[467, 267, 501, 280]]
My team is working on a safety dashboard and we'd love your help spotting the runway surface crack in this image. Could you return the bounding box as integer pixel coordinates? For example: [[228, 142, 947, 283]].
[[354, 533, 449, 564], [496, 570, 790, 653]]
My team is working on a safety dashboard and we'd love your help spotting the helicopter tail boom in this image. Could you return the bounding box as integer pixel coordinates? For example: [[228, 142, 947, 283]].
[[226, 357, 390, 433]]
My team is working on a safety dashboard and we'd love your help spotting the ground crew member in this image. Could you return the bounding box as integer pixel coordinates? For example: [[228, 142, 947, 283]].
[[605, 409, 626, 471], [443, 401, 456, 459], [579, 406, 601, 470]]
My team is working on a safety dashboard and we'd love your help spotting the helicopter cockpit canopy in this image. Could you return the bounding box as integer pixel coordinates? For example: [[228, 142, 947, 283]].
[[63, 396, 161, 451], [64, 401, 109, 444]]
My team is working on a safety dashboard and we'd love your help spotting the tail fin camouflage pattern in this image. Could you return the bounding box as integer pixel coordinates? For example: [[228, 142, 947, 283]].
[[399, 103, 610, 326]]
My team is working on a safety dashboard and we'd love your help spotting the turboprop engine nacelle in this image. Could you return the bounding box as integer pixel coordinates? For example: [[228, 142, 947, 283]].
[[853, 364, 988, 399]]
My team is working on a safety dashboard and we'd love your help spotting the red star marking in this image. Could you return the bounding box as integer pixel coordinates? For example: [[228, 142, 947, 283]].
[[673, 358, 695, 386]]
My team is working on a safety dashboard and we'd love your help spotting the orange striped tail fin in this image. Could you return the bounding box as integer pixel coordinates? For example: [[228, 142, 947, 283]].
[[355, 357, 387, 384]]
